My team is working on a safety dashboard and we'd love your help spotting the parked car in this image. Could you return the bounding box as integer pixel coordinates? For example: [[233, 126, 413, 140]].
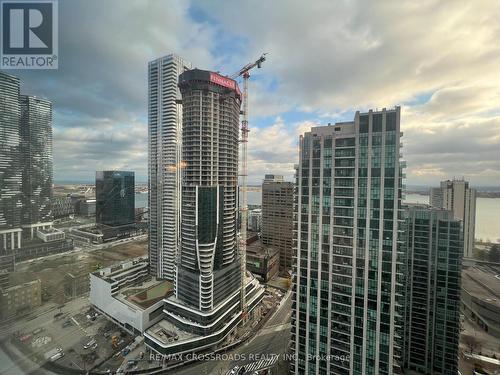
[[83, 339, 96, 349]]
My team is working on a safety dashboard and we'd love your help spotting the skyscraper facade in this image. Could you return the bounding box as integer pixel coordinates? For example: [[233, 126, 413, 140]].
[[148, 54, 192, 281], [402, 204, 462, 375], [291, 108, 405, 375], [145, 68, 264, 356], [20, 95, 53, 235], [0, 72, 22, 251], [261, 174, 294, 271], [175, 68, 242, 310], [430, 179, 476, 258], [96, 171, 135, 227]]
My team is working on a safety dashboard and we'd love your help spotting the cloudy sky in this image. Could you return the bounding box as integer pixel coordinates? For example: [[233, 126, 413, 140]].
[[11, 0, 500, 186]]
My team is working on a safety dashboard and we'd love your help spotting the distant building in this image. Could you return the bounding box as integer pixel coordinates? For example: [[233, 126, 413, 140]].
[[64, 270, 90, 299], [430, 179, 476, 258], [402, 204, 463, 375], [20, 95, 54, 238], [148, 54, 192, 281], [36, 227, 65, 242], [261, 175, 294, 271], [96, 171, 135, 227], [248, 208, 262, 232], [77, 199, 96, 217], [246, 234, 279, 282], [14, 239, 74, 262], [0, 72, 23, 251], [0, 279, 41, 320], [52, 196, 75, 219]]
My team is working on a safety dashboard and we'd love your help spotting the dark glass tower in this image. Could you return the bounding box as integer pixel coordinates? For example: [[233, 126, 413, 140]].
[[291, 108, 405, 375], [402, 205, 462, 375], [96, 171, 135, 227], [20, 95, 53, 227], [0, 72, 22, 251]]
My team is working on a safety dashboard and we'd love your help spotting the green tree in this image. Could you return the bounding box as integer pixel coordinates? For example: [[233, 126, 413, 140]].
[[488, 244, 500, 263]]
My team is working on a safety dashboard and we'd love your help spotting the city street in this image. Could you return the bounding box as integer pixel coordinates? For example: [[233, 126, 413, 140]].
[[173, 289, 292, 375]]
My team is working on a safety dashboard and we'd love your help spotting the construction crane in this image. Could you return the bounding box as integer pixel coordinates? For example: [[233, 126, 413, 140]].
[[230, 53, 267, 323]]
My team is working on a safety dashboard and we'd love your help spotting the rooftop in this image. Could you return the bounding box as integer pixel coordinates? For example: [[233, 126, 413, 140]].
[[118, 279, 174, 309], [462, 265, 500, 309], [146, 318, 196, 344]]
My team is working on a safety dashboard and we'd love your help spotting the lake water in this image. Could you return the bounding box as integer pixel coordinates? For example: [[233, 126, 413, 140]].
[[137, 192, 500, 243]]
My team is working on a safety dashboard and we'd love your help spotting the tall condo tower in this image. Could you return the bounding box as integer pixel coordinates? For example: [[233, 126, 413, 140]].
[[291, 108, 405, 374], [402, 204, 462, 375], [20, 95, 53, 238], [176, 69, 241, 310], [0, 72, 22, 251], [144, 69, 264, 355], [430, 179, 476, 258], [148, 54, 192, 281]]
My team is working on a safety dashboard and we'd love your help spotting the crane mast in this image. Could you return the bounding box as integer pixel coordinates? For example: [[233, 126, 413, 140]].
[[232, 53, 266, 323]]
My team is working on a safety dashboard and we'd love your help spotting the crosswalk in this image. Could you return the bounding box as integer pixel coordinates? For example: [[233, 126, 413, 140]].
[[242, 355, 279, 373]]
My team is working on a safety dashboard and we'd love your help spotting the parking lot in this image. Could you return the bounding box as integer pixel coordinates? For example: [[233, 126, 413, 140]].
[[8, 298, 133, 373]]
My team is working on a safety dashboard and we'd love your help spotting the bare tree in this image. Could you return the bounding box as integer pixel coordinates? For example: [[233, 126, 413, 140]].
[[463, 335, 481, 354]]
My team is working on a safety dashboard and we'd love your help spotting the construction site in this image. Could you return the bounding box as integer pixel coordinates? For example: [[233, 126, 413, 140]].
[[8, 237, 147, 305]]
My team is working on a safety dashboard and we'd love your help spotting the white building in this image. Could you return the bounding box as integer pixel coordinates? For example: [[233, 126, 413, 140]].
[[248, 209, 262, 232], [148, 54, 192, 282], [89, 258, 172, 334], [430, 179, 476, 258]]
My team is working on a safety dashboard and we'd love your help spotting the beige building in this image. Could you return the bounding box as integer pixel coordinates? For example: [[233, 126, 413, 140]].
[[261, 174, 294, 271], [430, 179, 476, 258], [0, 279, 41, 320], [64, 269, 89, 298]]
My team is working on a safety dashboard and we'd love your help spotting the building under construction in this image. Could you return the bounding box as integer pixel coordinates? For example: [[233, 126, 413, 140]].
[[145, 68, 264, 356]]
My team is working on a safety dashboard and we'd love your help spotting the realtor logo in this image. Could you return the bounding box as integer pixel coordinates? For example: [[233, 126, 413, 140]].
[[1, 0, 58, 69]]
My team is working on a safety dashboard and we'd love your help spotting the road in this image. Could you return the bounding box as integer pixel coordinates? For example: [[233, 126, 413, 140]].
[[173, 290, 292, 375]]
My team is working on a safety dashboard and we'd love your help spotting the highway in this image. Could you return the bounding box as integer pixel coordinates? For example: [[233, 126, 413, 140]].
[[173, 290, 292, 375]]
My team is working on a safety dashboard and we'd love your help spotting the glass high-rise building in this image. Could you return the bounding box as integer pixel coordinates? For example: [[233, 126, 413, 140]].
[[402, 204, 462, 374], [0, 72, 23, 251], [148, 54, 192, 281], [20, 95, 53, 236], [291, 107, 405, 375], [96, 171, 135, 227]]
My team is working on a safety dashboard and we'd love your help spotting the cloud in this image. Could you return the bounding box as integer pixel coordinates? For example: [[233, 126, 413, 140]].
[[244, 118, 318, 183], [196, 0, 500, 186], [8, 0, 500, 186]]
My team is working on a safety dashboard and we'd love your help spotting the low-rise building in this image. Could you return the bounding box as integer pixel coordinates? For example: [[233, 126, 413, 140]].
[[246, 234, 279, 282], [36, 227, 65, 242], [14, 238, 74, 262], [0, 279, 41, 320], [461, 265, 500, 338], [90, 258, 173, 335], [77, 199, 96, 217], [64, 269, 90, 298]]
